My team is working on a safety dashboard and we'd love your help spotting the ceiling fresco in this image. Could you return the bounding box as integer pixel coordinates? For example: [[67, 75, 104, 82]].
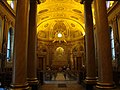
[[37, 0, 115, 42], [37, 0, 85, 42]]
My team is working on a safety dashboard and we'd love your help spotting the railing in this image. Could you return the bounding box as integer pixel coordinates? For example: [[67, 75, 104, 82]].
[[1, 68, 120, 88], [37, 70, 80, 83]]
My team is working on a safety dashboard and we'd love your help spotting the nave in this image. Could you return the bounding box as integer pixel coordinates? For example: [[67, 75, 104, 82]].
[[0, 0, 120, 90], [41, 82, 84, 90], [40, 83, 120, 90], [0, 72, 120, 90], [40, 72, 120, 90], [41, 72, 85, 90]]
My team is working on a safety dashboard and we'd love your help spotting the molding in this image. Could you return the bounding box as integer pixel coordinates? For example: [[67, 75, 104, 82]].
[[116, 11, 120, 19], [107, 1, 119, 15], [0, 11, 4, 20], [1, 0, 15, 18]]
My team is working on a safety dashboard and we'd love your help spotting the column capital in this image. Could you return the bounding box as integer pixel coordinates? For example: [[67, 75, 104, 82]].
[[108, 20, 113, 25], [116, 11, 120, 19], [112, 16, 117, 22], [4, 15, 7, 22], [0, 11, 4, 20], [108, 16, 117, 25]]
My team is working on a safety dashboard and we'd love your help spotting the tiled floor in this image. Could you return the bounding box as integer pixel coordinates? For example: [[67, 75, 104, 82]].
[[40, 83, 120, 90], [41, 72, 120, 90], [40, 81, 120, 90], [40, 83, 85, 90]]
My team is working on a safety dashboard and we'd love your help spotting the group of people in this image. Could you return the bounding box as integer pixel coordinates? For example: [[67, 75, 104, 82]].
[[45, 65, 70, 80]]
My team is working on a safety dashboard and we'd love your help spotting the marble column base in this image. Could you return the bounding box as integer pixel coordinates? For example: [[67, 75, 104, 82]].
[[84, 77, 97, 84], [27, 78, 39, 90], [10, 83, 31, 90], [96, 82, 115, 89], [84, 77, 97, 90], [86, 84, 93, 90]]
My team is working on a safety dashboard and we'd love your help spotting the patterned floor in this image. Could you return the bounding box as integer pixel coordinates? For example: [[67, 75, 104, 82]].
[[41, 73, 85, 90], [40, 83, 85, 90], [40, 72, 120, 90], [40, 83, 120, 90]]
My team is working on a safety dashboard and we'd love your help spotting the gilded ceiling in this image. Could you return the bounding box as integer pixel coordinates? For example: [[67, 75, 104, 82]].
[[5, 0, 115, 42], [37, 0, 85, 42]]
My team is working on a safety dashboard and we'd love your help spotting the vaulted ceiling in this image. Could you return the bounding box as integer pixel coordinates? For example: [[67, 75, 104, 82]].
[[37, 0, 86, 42]]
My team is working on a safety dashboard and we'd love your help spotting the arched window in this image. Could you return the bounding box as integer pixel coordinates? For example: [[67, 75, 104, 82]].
[[7, 28, 14, 61], [110, 27, 115, 60]]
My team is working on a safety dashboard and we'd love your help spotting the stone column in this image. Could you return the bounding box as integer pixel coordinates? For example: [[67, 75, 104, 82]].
[[27, 0, 39, 89], [83, 0, 97, 85], [94, 0, 114, 88], [10, 0, 30, 89]]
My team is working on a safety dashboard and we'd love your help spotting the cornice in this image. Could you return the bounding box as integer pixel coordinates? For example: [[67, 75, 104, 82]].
[[1, 0, 15, 18], [107, 1, 119, 16], [108, 11, 120, 25]]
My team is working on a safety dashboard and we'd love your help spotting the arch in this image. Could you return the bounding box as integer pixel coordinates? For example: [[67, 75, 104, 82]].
[[71, 44, 84, 53]]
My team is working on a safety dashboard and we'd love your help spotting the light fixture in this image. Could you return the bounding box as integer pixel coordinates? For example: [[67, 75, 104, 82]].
[[58, 33, 62, 38]]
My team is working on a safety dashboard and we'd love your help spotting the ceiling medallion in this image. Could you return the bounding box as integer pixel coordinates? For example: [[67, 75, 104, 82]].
[[58, 33, 62, 38]]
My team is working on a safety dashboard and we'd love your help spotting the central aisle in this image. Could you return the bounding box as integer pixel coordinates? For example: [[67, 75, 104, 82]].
[[40, 83, 85, 90], [55, 73, 65, 80]]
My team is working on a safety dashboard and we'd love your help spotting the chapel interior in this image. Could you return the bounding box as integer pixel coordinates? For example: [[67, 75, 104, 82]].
[[0, 0, 120, 90]]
